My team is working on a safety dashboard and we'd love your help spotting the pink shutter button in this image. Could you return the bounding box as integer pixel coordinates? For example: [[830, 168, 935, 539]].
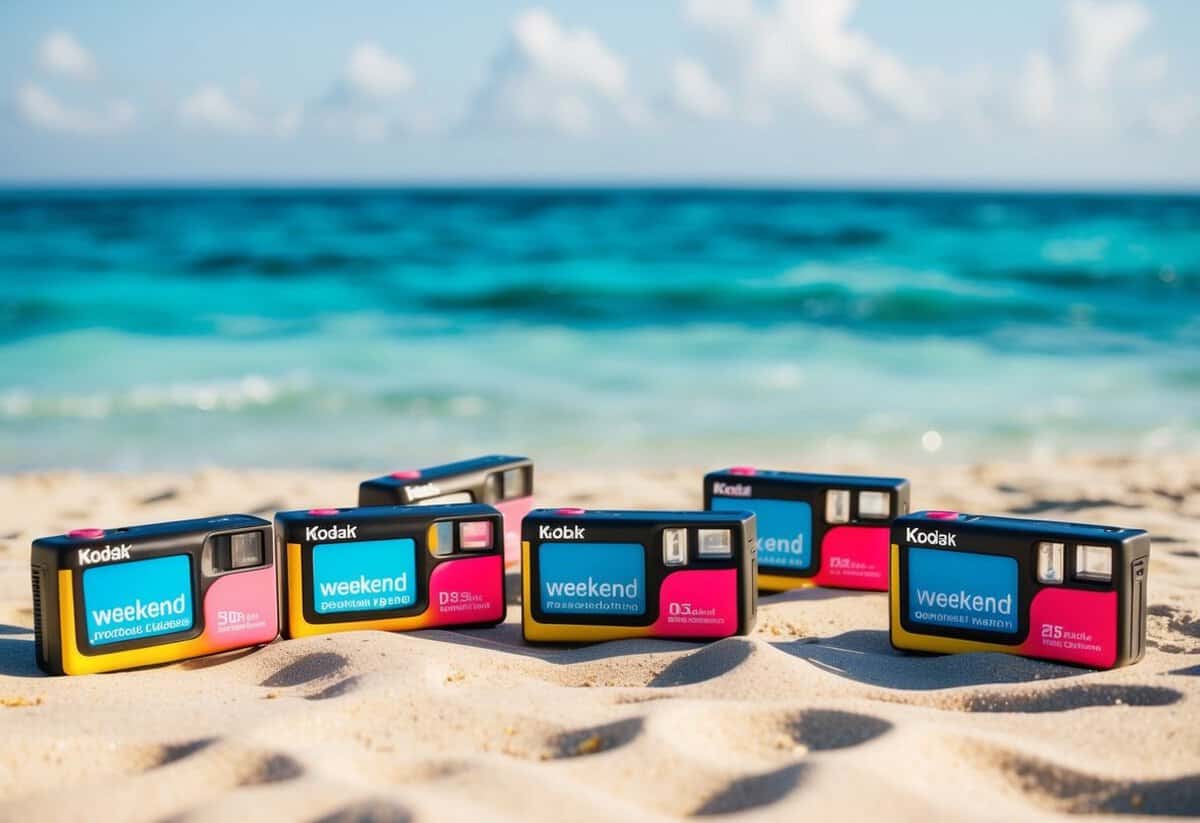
[[308, 508, 340, 516], [68, 528, 106, 539], [728, 466, 757, 476], [556, 507, 586, 515], [390, 470, 422, 480], [926, 511, 959, 520]]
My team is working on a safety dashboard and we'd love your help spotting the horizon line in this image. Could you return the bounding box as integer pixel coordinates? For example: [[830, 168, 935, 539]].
[[1, 178, 1199, 195]]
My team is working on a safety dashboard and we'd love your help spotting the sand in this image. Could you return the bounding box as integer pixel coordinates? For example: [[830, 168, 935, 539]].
[[0, 455, 1198, 821]]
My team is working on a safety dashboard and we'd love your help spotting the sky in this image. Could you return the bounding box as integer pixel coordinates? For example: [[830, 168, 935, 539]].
[[1, 0, 1199, 186]]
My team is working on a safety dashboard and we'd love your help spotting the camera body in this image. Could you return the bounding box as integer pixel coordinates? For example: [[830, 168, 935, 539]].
[[31, 516, 278, 675], [890, 511, 1150, 669], [276, 503, 506, 638], [521, 507, 758, 643], [359, 455, 533, 569], [706, 467, 909, 591]]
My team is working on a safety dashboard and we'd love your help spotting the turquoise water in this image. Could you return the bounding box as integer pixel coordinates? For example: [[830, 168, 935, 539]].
[[1, 188, 1197, 471]]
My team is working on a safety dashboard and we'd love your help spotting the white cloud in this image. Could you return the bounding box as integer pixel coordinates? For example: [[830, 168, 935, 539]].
[[18, 32, 138, 137], [343, 42, 414, 100], [1012, 0, 1185, 136], [513, 9, 627, 97], [681, 0, 940, 126], [178, 85, 299, 137], [17, 82, 135, 134], [860, 51, 939, 123], [683, 0, 757, 34], [38, 30, 96, 79], [1063, 0, 1149, 91], [468, 8, 643, 136], [179, 86, 256, 133], [311, 42, 418, 142], [671, 58, 729, 118], [177, 45, 413, 142], [680, 0, 1194, 143]]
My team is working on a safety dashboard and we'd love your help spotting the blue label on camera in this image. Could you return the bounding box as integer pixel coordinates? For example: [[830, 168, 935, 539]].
[[907, 547, 1018, 634], [539, 542, 646, 615], [312, 539, 417, 614], [712, 496, 811, 569], [83, 555, 194, 646]]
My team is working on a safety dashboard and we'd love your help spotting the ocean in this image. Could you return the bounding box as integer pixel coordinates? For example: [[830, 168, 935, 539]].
[[1, 187, 1197, 471]]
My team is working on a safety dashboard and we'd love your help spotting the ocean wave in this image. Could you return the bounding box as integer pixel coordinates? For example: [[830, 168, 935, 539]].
[[185, 250, 384, 276], [421, 278, 1063, 329], [0, 297, 62, 331], [0, 374, 312, 420], [1, 271, 1189, 344], [0, 369, 505, 423], [169, 226, 892, 274], [1, 189, 1197, 350], [973, 265, 1198, 292], [718, 222, 888, 249], [0, 253, 124, 272]]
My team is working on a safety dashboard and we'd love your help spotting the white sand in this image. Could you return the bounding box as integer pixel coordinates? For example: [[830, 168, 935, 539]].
[[0, 456, 1198, 820]]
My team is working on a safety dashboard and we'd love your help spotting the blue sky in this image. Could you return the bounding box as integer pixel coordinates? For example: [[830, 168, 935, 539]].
[[2, 0, 1198, 185]]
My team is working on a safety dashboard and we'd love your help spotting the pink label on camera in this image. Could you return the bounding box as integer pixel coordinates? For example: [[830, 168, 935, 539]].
[[651, 568, 739, 638], [202, 565, 278, 647], [494, 495, 534, 569], [1022, 587, 1117, 668], [811, 525, 889, 591], [427, 554, 505, 625]]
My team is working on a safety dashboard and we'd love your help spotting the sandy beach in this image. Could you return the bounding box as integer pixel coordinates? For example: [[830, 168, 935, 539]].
[[0, 455, 1198, 821]]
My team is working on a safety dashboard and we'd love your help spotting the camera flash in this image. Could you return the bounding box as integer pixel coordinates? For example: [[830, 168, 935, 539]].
[[663, 528, 688, 566], [826, 490, 851, 524], [1037, 541, 1064, 584], [1075, 544, 1112, 583], [431, 522, 455, 556], [858, 491, 891, 519]]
